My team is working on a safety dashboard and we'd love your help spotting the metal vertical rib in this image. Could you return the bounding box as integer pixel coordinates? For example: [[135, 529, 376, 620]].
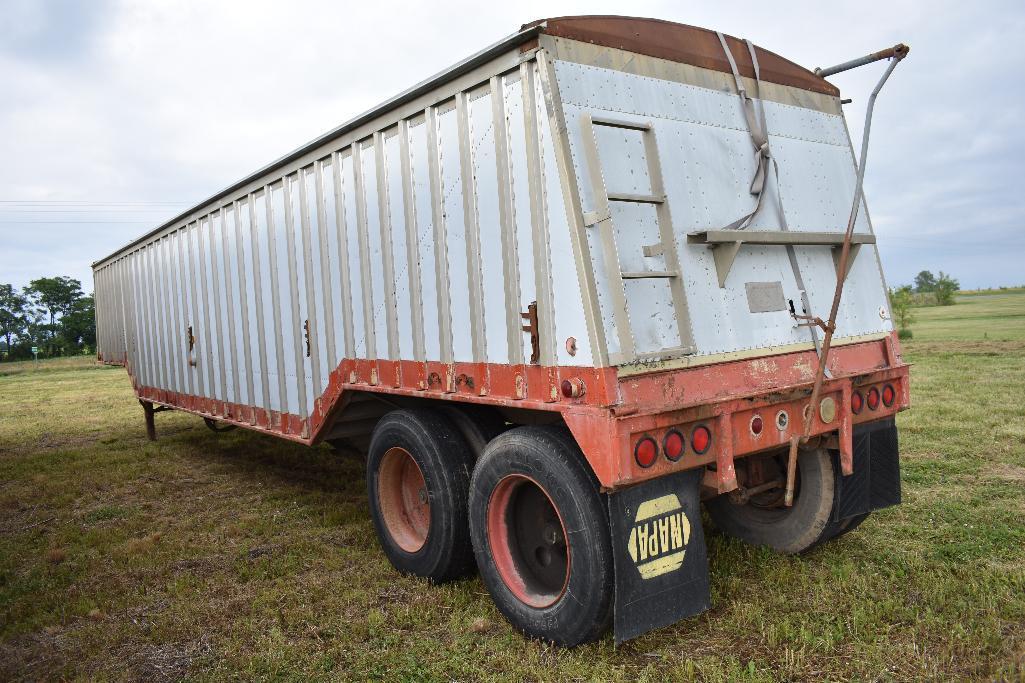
[[195, 217, 218, 404], [208, 212, 229, 404], [332, 151, 355, 359], [374, 131, 400, 362], [247, 193, 271, 420], [521, 62, 556, 366], [398, 119, 425, 362], [141, 245, 160, 389], [174, 228, 192, 397], [282, 175, 309, 421], [265, 185, 289, 420], [158, 237, 180, 395], [220, 206, 241, 405], [298, 166, 323, 400], [314, 160, 337, 374], [456, 91, 487, 363], [490, 74, 523, 365], [234, 200, 256, 416], [186, 222, 207, 399], [352, 142, 378, 366], [426, 106, 453, 365]]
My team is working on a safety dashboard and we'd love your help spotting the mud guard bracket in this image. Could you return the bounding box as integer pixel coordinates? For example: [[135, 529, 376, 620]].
[[608, 468, 710, 643]]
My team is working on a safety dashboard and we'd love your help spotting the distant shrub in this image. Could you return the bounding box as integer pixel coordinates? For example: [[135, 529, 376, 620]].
[[889, 286, 916, 332], [934, 272, 960, 306], [910, 292, 939, 307], [897, 328, 913, 340]]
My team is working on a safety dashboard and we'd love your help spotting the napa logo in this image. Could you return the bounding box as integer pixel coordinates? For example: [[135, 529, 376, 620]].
[[626, 493, 691, 579]]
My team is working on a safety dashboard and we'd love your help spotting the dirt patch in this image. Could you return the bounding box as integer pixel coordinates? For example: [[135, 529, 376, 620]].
[[123, 636, 213, 682], [989, 463, 1025, 483]]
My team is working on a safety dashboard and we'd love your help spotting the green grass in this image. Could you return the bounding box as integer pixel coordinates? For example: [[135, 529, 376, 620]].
[[910, 290, 1025, 341], [1, 295, 1024, 680]]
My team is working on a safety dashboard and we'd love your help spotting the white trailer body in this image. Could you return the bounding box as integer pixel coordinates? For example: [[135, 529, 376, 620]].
[[93, 17, 910, 645]]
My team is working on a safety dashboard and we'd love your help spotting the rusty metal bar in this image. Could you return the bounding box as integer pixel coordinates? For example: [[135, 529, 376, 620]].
[[786, 43, 907, 507], [815, 44, 909, 78]]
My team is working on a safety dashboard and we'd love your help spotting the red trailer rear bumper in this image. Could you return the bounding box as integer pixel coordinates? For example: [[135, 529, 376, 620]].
[[564, 332, 910, 491]]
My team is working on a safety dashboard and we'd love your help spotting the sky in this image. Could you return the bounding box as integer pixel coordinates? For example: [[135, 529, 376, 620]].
[[1, 0, 1022, 295]]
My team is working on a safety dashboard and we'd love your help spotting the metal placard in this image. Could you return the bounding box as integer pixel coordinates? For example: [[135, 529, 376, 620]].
[[608, 468, 710, 643], [745, 281, 787, 313]]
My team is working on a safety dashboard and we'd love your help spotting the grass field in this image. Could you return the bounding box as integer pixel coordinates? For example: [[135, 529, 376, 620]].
[[2, 292, 1024, 681]]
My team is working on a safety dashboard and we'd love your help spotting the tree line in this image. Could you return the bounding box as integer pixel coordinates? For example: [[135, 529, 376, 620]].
[[0, 277, 96, 361]]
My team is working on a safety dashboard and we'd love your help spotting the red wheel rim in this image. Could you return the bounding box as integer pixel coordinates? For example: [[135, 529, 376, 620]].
[[378, 447, 430, 553], [487, 475, 570, 609]]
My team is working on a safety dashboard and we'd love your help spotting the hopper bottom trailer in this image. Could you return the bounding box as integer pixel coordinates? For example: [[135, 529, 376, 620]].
[[93, 16, 909, 645]]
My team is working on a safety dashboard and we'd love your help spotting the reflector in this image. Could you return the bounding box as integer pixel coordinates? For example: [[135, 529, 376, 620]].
[[663, 430, 685, 461], [691, 426, 711, 454], [634, 437, 658, 468]]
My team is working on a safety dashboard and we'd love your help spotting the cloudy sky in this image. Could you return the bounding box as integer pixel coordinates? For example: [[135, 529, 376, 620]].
[[1, 0, 1022, 294]]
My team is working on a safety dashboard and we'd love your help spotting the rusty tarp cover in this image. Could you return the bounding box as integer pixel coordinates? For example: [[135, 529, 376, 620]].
[[526, 15, 840, 97]]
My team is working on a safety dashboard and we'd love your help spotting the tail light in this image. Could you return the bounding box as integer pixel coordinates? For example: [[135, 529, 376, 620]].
[[867, 387, 880, 410], [750, 415, 763, 436], [663, 430, 684, 461], [691, 425, 711, 454], [634, 437, 658, 468], [882, 384, 895, 407], [851, 391, 864, 414], [561, 378, 586, 399]]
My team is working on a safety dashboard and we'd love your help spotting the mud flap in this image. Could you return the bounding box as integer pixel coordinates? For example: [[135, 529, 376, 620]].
[[832, 417, 902, 521], [607, 468, 710, 644]]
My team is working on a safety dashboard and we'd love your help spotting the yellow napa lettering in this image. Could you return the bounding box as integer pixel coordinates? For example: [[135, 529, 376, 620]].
[[647, 522, 659, 557], [637, 521, 649, 561], [658, 516, 670, 552], [627, 493, 693, 579]]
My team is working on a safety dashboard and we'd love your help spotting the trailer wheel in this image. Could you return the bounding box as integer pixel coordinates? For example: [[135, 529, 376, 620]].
[[706, 447, 835, 554], [469, 426, 613, 646], [816, 511, 870, 547], [367, 409, 475, 582]]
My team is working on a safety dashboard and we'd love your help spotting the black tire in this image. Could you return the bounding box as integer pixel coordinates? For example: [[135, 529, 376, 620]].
[[820, 511, 870, 546], [366, 409, 476, 582], [468, 426, 613, 646], [440, 405, 507, 459], [706, 447, 835, 554]]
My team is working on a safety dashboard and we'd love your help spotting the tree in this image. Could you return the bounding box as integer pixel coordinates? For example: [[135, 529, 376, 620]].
[[24, 276, 84, 355], [914, 270, 937, 293], [934, 271, 960, 306], [0, 283, 28, 358], [60, 294, 96, 350], [889, 285, 916, 338]]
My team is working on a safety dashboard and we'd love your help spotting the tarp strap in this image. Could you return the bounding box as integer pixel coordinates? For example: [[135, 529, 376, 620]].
[[716, 32, 823, 355], [715, 32, 773, 230]]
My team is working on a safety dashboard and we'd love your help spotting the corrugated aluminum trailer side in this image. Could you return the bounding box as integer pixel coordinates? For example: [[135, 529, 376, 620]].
[[93, 16, 910, 645]]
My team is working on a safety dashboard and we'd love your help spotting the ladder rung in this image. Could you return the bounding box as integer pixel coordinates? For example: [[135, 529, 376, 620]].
[[621, 270, 678, 279], [608, 192, 665, 204]]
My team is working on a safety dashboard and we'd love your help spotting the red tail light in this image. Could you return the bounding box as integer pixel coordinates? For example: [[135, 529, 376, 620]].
[[663, 430, 684, 461], [750, 415, 763, 436], [635, 437, 658, 468], [882, 384, 895, 407], [851, 391, 864, 414], [867, 387, 880, 410], [691, 425, 711, 454]]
